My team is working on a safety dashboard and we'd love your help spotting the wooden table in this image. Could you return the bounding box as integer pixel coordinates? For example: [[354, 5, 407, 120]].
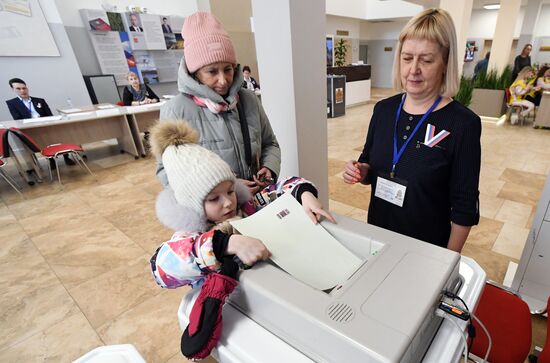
[[125, 103, 162, 157]]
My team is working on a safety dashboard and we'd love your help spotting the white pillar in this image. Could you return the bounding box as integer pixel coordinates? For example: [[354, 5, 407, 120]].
[[439, 0, 473, 77], [251, 0, 329, 205], [488, 0, 521, 73], [516, 0, 542, 54]]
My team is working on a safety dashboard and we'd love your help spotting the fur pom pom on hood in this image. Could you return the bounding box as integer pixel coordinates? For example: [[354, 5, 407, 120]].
[[149, 120, 199, 158]]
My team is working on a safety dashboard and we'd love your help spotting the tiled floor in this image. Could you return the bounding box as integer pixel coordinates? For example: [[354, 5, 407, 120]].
[[0, 88, 548, 362]]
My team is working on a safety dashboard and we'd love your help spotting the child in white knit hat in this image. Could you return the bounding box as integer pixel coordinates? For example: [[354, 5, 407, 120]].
[[149, 120, 335, 289]]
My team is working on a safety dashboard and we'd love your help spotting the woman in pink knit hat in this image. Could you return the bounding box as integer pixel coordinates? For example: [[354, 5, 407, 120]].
[[158, 12, 281, 196]]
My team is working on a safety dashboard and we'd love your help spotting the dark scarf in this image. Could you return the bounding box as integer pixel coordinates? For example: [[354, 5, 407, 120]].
[[127, 84, 147, 102]]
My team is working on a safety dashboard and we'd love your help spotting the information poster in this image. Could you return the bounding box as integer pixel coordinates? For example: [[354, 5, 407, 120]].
[[80, 8, 111, 31], [0, 0, 60, 56], [134, 50, 159, 84], [140, 13, 165, 50], [89, 31, 129, 85], [151, 49, 183, 82]]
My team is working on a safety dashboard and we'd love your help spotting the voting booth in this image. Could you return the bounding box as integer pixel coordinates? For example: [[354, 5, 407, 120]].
[[178, 209, 486, 363]]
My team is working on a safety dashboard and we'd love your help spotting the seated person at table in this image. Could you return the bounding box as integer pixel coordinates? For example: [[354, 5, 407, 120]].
[[6, 78, 74, 166], [123, 72, 160, 106]]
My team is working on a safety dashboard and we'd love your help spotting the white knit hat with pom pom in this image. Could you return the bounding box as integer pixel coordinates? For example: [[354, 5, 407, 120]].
[[150, 120, 235, 222]]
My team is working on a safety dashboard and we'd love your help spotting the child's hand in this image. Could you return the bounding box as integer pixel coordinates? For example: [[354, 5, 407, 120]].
[[227, 235, 271, 266], [301, 191, 336, 225], [239, 178, 260, 194]]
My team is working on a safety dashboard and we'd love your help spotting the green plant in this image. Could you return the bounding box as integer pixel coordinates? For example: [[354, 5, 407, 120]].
[[455, 76, 474, 107], [334, 38, 348, 67], [472, 65, 512, 90]]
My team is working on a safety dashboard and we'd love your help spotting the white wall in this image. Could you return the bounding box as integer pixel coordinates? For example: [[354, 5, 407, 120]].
[[468, 8, 525, 39], [535, 4, 550, 36], [53, 0, 204, 27], [326, 15, 360, 38], [364, 0, 422, 21], [326, 0, 366, 19], [360, 20, 408, 41]]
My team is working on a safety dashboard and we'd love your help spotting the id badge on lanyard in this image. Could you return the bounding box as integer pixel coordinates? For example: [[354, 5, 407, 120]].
[[374, 94, 441, 207]]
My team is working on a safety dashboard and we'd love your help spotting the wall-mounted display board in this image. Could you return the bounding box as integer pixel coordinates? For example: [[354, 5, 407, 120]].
[[0, 0, 60, 56], [80, 8, 185, 85]]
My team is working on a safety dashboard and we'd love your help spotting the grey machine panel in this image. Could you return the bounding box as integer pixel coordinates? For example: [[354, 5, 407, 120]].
[[229, 215, 460, 363]]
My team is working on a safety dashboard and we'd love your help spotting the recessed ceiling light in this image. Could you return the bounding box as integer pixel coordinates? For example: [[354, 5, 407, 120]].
[[483, 4, 500, 10]]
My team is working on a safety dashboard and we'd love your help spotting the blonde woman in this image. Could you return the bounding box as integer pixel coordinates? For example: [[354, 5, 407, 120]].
[[343, 8, 481, 253], [122, 72, 159, 106], [509, 66, 538, 124]]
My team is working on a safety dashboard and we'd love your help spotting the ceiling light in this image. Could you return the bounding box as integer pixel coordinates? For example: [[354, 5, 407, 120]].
[[483, 4, 500, 10]]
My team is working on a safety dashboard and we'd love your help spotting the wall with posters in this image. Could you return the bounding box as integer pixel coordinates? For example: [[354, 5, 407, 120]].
[[0, 0, 91, 121], [59, 0, 208, 97]]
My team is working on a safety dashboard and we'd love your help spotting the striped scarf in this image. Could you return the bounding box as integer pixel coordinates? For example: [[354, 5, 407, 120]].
[[191, 94, 239, 114]]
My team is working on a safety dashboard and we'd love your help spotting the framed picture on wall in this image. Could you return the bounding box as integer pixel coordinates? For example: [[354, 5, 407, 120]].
[[326, 36, 334, 67], [464, 41, 477, 62]]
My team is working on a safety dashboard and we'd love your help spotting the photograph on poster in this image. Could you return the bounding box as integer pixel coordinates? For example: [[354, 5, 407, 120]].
[[81, 9, 111, 31], [161, 16, 173, 33], [164, 33, 177, 49], [107, 12, 124, 32], [120, 32, 138, 76], [128, 13, 143, 32], [175, 33, 184, 49], [134, 51, 159, 84]]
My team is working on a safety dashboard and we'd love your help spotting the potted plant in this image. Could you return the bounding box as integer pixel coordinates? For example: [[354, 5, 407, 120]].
[[334, 38, 348, 67], [469, 66, 512, 117], [454, 76, 474, 107]]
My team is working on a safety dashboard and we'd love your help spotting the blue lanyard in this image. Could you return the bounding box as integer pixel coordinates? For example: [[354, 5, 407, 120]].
[[392, 94, 442, 177]]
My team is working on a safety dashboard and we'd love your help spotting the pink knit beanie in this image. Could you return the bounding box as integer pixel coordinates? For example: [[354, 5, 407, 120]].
[[182, 12, 237, 74]]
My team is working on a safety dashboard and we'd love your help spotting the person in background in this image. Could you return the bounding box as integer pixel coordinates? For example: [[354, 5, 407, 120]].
[[342, 8, 481, 253], [525, 65, 550, 107], [6, 78, 74, 167], [241, 66, 260, 91], [512, 44, 532, 81], [509, 66, 539, 124], [123, 72, 159, 106], [473, 51, 490, 79], [159, 12, 280, 195], [129, 13, 143, 32], [161, 17, 173, 33]]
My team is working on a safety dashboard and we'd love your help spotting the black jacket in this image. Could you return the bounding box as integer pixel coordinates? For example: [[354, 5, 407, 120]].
[[6, 97, 53, 120]]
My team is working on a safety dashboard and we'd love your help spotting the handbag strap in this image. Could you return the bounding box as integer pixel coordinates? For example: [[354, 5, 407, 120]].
[[236, 91, 252, 171]]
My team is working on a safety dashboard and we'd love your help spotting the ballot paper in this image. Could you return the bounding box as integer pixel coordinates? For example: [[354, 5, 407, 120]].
[[230, 193, 362, 290], [22, 115, 62, 123]]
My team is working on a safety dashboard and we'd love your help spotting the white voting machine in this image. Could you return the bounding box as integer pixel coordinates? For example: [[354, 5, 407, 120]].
[[179, 215, 485, 363]]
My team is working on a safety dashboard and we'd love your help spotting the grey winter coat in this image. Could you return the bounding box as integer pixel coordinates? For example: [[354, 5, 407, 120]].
[[157, 56, 281, 186]]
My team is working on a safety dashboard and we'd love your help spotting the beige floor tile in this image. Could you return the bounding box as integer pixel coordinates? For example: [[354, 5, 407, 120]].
[[165, 353, 218, 363], [31, 217, 146, 289], [494, 200, 533, 227], [0, 312, 103, 363], [69, 255, 161, 329], [97, 288, 189, 363], [478, 194, 505, 219], [329, 199, 355, 216], [17, 203, 95, 238], [497, 181, 542, 206], [478, 177, 505, 198], [466, 217, 503, 250], [461, 244, 514, 283], [492, 223, 530, 260], [328, 158, 346, 178], [499, 168, 547, 190], [7, 191, 87, 220], [328, 175, 371, 210]]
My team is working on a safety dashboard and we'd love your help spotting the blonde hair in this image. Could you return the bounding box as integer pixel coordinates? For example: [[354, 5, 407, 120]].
[[392, 8, 459, 97], [126, 71, 139, 80], [515, 66, 533, 82]]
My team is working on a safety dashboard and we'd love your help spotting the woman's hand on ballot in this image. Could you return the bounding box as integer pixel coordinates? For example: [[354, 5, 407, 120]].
[[227, 235, 271, 265], [301, 191, 336, 225]]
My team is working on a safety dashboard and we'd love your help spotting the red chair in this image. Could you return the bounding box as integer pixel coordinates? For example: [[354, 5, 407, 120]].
[[537, 297, 550, 363], [470, 281, 532, 363], [0, 129, 24, 197], [8, 128, 95, 186]]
